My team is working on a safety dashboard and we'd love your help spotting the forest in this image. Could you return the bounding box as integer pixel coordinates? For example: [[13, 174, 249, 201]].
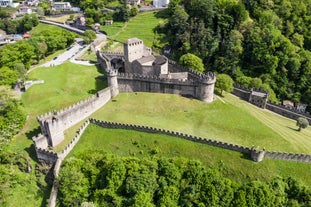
[[58, 150, 311, 207], [165, 0, 311, 105]]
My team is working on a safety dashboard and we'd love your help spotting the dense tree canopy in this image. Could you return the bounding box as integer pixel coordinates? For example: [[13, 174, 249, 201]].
[[59, 151, 311, 207], [179, 53, 204, 73], [215, 73, 234, 95], [166, 0, 311, 109]]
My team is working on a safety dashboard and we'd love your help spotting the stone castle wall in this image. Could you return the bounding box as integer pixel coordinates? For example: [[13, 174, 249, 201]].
[[97, 52, 216, 102], [36, 87, 112, 147], [117, 72, 198, 97], [233, 84, 311, 123], [34, 118, 311, 166], [88, 119, 311, 163], [266, 102, 311, 124]]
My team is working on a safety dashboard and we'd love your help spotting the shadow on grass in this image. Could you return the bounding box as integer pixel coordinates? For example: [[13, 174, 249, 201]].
[[240, 152, 252, 161], [287, 126, 299, 132], [154, 9, 170, 18], [25, 127, 41, 162], [24, 144, 38, 162], [25, 126, 41, 140]]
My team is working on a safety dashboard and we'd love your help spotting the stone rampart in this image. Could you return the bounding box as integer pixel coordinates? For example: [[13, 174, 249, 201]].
[[89, 118, 253, 154], [32, 133, 48, 149], [37, 87, 112, 147], [34, 147, 58, 163], [89, 118, 311, 163], [58, 120, 90, 159], [117, 72, 215, 100], [266, 102, 311, 124], [264, 151, 311, 162]]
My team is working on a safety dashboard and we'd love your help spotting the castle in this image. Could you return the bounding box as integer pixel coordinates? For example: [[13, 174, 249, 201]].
[[32, 38, 311, 166], [98, 38, 216, 102], [32, 38, 216, 155]]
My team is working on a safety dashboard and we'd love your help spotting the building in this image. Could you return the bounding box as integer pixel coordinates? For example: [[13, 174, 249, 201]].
[[128, 0, 140, 5], [18, 6, 32, 14], [153, 0, 169, 8], [0, 0, 13, 7], [52, 2, 71, 11]]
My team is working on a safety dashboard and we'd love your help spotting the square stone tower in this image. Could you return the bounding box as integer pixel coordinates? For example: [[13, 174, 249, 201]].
[[124, 38, 151, 73]]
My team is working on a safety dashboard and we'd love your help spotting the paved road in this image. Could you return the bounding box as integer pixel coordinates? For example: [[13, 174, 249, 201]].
[[41, 41, 86, 67], [33, 20, 107, 67]]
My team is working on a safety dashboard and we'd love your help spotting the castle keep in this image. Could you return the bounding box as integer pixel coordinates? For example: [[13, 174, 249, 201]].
[[98, 38, 216, 102]]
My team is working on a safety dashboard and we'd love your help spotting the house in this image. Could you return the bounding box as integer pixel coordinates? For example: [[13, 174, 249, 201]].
[[18, 6, 32, 14], [153, 0, 169, 8], [25, 0, 38, 6], [283, 100, 294, 109], [128, 0, 140, 5], [0, 0, 13, 7], [105, 20, 113, 26], [52, 2, 71, 11]]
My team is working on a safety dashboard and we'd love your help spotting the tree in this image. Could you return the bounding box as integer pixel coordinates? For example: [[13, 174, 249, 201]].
[[296, 117, 309, 131], [83, 30, 96, 44], [215, 73, 234, 95], [0, 67, 19, 86], [179, 53, 204, 73]]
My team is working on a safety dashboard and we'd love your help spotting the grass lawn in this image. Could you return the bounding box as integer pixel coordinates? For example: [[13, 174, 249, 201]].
[[45, 14, 77, 24], [70, 124, 311, 186], [6, 62, 106, 207], [30, 23, 72, 36], [102, 11, 168, 47], [10, 62, 106, 152], [90, 92, 311, 154]]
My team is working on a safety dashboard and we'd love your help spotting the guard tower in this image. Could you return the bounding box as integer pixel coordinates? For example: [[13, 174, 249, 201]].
[[124, 38, 151, 73]]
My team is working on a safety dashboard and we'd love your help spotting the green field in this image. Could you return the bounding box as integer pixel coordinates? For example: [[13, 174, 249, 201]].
[[10, 62, 106, 151], [88, 92, 311, 154], [6, 62, 106, 206], [69, 124, 311, 185], [30, 23, 72, 36], [102, 11, 168, 47]]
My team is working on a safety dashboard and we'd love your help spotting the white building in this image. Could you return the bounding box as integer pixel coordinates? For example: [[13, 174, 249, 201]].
[[153, 0, 169, 8], [0, 0, 14, 7], [18, 6, 32, 14], [52, 2, 71, 10]]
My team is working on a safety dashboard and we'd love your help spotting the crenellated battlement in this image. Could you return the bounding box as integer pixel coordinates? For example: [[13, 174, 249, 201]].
[[117, 72, 196, 85], [33, 118, 311, 164], [88, 118, 311, 163]]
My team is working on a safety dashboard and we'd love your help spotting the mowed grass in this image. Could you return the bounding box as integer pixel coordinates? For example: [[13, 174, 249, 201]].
[[103, 11, 168, 47], [10, 62, 106, 152], [70, 124, 311, 186], [30, 23, 72, 36], [7, 62, 106, 207], [90, 92, 311, 154]]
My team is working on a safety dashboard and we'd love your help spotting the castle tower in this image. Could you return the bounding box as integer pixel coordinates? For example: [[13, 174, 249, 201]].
[[198, 73, 216, 102], [124, 38, 144, 73], [107, 69, 119, 97]]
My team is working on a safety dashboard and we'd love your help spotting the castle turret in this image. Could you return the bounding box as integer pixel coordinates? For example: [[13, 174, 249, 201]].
[[107, 69, 119, 97], [198, 72, 216, 102]]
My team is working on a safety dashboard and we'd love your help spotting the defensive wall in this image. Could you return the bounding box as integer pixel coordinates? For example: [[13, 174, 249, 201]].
[[233, 84, 311, 123], [33, 87, 112, 153], [34, 118, 311, 166], [41, 118, 311, 207]]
